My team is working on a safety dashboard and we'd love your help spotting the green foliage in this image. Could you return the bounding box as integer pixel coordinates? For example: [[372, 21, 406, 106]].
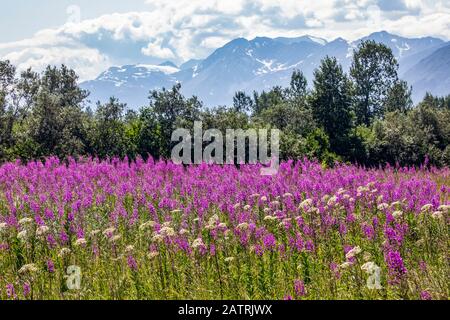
[[350, 40, 399, 125], [309, 56, 353, 156], [0, 56, 449, 167]]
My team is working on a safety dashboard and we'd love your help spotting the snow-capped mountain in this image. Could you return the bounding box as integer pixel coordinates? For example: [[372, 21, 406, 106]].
[[81, 32, 449, 108]]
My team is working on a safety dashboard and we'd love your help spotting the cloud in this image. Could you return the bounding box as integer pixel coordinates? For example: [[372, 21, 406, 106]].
[[141, 39, 176, 59], [0, 0, 448, 81]]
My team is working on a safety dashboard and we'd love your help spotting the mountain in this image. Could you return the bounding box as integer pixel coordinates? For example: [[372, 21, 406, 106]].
[[82, 63, 179, 107], [81, 31, 449, 108], [403, 44, 450, 102]]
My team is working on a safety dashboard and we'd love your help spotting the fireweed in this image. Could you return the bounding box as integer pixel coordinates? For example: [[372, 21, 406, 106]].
[[0, 157, 448, 300]]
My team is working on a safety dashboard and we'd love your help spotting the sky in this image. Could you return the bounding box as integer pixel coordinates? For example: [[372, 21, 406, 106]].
[[0, 0, 449, 81]]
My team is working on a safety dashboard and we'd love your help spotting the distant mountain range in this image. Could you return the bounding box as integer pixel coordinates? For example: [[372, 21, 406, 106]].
[[81, 31, 450, 109]]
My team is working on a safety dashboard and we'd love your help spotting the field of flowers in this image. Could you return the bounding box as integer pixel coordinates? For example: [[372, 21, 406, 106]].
[[0, 157, 448, 300]]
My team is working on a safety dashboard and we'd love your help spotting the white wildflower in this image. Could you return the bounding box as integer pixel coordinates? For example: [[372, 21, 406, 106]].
[[224, 257, 235, 263], [59, 248, 71, 257], [90, 229, 101, 237], [361, 261, 376, 272], [36, 225, 49, 236], [345, 246, 362, 260], [236, 222, 249, 230], [377, 203, 389, 210], [218, 223, 227, 229], [299, 199, 313, 210], [17, 230, 28, 241], [392, 210, 403, 219], [109, 235, 121, 243], [159, 226, 175, 237], [0, 222, 8, 233], [152, 234, 164, 243], [421, 204, 433, 212], [139, 221, 156, 231], [270, 201, 280, 207], [74, 238, 87, 246], [432, 211, 443, 219], [179, 228, 189, 235], [19, 218, 33, 225], [192, 238, 204, 249], [376, 195, 384, 203], [327, 196, 337, 207], [18, 263, 38, 274]]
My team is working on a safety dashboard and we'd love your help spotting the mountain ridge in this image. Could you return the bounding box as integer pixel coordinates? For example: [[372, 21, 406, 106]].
[[81, 31, 449, 108]]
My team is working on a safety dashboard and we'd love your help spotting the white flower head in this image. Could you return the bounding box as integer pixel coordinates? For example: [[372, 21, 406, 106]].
[[19, 218, 33, 225], [236, 222, 249, 230], [59, 248, 71, 257], [36, 225, 49, 236], [17, 230, 28, 241], [159, 226, 175, 237], [421, 204, 433, 212], [74, 238, 87, 246], [345, 246, 362, 260], [192, 238, 205, 249], [19, 263, 38, 274], [392, 210, 403, 219]]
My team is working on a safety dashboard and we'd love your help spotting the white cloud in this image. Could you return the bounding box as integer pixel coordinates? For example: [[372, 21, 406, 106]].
[[0, 0, 448, 81], [141, 39, 175, 59]]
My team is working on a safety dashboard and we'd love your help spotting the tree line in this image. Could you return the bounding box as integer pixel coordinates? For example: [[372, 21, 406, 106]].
[[1, 40, 449, 167]]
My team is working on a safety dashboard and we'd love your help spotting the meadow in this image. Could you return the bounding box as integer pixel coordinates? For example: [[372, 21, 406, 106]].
[[0, 157, 448, 300]]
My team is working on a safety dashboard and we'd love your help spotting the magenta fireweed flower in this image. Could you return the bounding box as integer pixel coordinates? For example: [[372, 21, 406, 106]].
[[46, 234, 57, 249], [420, 291, 432, 300], [294, 279, 306, 297], [305, 240, 315, 252], [263, 234, 276, 250], [330, 262, 341, 279], [6, 283, 16, 299], [419, 260, 427, 273], [47, 259, 55, 273], [59, 231, 69, 245], [23, 282, 31, 297], [209, 244, 216, 256], [127, 255, 138, 271], [0, 157, 447, 299], [362, 223, 375, 240], [386, 251, 407, 284]]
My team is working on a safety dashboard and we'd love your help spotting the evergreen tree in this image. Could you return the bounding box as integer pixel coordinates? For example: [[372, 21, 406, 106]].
[[350, 40, 398, 125], [309, 56, 353, 155], [233, 91, 253, 113], [384, 80, 413, 113]]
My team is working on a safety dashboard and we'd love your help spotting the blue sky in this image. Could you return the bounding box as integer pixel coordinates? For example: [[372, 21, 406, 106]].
[[1, 0, 449, 81]]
